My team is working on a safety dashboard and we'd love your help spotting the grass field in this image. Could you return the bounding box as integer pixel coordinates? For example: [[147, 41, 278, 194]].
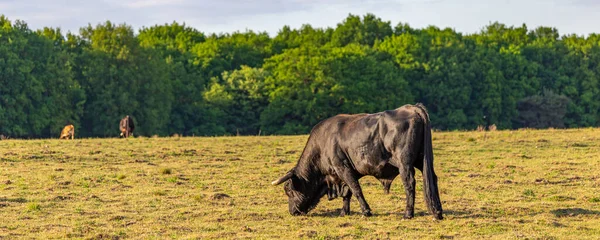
[[1, 128, 600, 239]]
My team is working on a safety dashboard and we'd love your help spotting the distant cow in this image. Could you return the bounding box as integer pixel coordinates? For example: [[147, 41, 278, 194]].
[[59, 124, 75, 139], [272, 103, 443, 220], [119, 115, 135, 138]]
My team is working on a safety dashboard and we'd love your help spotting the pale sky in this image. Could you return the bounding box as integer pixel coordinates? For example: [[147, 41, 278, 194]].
[[1, 0, 599, 36]]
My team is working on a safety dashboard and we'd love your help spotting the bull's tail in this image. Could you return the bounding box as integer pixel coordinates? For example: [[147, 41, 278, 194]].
[[415, 103, 443, 220]]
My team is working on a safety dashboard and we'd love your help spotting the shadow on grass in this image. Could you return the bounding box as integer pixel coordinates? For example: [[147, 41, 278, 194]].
[[310, 208, 476, 219], [0, 197, 27, 203], [551, 208, 600, 217], [443, 209, 481, 219], [310, 209, 392, 217]]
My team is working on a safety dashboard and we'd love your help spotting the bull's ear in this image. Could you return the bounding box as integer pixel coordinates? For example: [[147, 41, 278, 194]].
[[271, 169, 295, 185]]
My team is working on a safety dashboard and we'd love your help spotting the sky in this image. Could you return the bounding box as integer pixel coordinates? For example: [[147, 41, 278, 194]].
[[1, 0, 600, 36]]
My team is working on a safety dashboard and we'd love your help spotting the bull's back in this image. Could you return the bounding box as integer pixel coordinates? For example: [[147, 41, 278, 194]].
[[330, 106, 421, 176], [379, 105, 424, 152], [305, 112, 385, 175], [304, 113, 371, 160]]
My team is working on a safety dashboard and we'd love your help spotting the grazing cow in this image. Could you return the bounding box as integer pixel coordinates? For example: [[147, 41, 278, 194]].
[[272, 103, 443, 220], [119, 115, 135, 138], [59, 124, 75, 139]]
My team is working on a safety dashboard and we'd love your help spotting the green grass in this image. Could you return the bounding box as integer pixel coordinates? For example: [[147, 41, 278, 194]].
[[1, 128, 600, 239]]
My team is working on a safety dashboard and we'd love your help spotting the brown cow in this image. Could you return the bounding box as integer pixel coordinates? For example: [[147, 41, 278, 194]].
[[119, 115, 135, 138], [59, 124, 75, 139]]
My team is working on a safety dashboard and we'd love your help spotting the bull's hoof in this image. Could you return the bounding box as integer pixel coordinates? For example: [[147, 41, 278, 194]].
[[340, 210, 349, 217], [291, 211, 306, 216], [362, 210, 372, 217], [403, 212, 414, 219], [432, 211, 443, 220]]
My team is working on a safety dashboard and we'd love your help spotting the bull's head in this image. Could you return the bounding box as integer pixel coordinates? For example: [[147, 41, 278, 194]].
[[272, 168, 327, 215]]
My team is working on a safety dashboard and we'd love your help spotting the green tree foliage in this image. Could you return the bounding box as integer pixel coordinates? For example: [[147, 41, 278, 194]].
[[204, 66, 268, 135], [0, 17, 81, 137], [272, 24, 333, 50], [331, 13, 393, 47], [1, 13, 600, 137], [76, 21, 172, 137], [192, 31, 273, 78], [137, 23, 215, 136], [260, 44, 411, 134]]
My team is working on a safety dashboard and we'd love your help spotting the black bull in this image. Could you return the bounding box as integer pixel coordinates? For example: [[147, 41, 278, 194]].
[[272, 103, 443, 220]]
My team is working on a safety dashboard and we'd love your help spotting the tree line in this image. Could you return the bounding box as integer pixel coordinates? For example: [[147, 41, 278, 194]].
[[0, 14, 597, 138]]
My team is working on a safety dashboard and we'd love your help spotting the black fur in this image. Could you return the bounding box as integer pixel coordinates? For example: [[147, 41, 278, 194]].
[[273, 103, 443, 220]]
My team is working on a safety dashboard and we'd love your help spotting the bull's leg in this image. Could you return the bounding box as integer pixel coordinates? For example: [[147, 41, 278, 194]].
[[334, 168, 372, 216], [399, 165, 416, 219], [340, 192, 352, 216], [388, 119, 422, 219]]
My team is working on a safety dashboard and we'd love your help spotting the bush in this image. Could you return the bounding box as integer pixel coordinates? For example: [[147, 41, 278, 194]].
[[516, 90, 570, 129]]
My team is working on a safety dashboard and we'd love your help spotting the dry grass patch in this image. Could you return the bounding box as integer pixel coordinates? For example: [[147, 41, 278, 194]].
[[1, 129, 600, 239]]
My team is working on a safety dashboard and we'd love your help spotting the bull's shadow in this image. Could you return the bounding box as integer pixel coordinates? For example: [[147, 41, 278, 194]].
[[306, 207, 600, 219], [439, 209, 478, 219], [551, 208, 600, 217], [309, 209, 388, 217], [309, 208, 475, 218]]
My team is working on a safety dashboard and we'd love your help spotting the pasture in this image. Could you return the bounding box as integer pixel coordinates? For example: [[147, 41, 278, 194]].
[[1, 129, 600, 239]]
